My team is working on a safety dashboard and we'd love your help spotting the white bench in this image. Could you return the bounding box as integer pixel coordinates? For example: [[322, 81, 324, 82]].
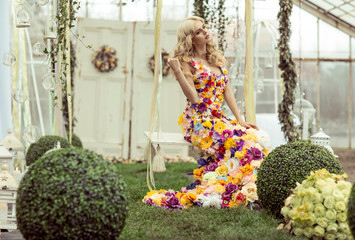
[[144, 132, 192, 172]]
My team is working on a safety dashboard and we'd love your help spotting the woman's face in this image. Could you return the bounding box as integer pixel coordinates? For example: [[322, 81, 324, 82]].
[[192, 20, 210, 46]]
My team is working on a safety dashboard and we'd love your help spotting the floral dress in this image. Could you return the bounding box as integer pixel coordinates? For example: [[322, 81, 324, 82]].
[[143, 58, 271, 210]]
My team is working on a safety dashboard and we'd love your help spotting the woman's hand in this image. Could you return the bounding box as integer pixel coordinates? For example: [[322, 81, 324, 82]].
[[240, 121, 259, 130], [168, 58, 181, 74]]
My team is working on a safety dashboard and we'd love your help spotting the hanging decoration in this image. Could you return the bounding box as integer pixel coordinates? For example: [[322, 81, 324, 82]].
[[3, 52, 16, 66], [277, 0, 300, 142], [149, 49, 170, 77], [92, 46, 118, 73], [16, 4, 31, 28], [33, 41, 46, 56]]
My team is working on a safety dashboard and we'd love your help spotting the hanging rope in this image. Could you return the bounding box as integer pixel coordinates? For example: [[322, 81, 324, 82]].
[[243, 0, 256, 124], [146, 0, 163, 191]]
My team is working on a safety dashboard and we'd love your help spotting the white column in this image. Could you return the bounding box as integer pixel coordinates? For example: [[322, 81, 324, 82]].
[[0, 0, 12, 139]]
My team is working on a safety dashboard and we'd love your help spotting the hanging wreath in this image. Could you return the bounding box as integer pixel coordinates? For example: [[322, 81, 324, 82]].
[[149, 49, 170, 77], [92, 45, 118, 73]]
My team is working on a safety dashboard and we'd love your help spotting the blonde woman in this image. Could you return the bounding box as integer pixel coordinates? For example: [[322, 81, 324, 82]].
[[143, 17, 271, 210]]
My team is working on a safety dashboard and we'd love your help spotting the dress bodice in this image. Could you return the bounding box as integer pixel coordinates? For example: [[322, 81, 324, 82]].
[[184, 58, 229, 119]]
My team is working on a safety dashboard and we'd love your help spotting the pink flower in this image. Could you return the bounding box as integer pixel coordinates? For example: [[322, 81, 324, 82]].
[[221, 129, 233, 141]]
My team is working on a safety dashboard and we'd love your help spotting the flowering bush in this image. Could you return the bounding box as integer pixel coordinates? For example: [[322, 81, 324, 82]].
[[281, 169, 353, 240]]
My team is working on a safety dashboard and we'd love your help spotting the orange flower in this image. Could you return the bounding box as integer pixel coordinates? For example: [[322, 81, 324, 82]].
[[193, 167, 205, 180], [229, 200, 239, 208], [240, 163, 254, 175], [217, 179, 227, 185]]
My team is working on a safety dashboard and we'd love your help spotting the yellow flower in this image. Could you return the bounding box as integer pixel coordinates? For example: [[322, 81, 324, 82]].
[[177, 114, 184, 125], [224, 138, 236, 150], [216, 164, 229, 176], [198, 64, 204, 71], [241, 132, 257, 142], [229, 200, 239, 208], [202, 120, 212, 129], [200, 136, 213, 149], [214, 184, 225, 193], [263, 148, 269, 157], [232, 172, 244, 185], [230, 120, 239, 125], [146, 190, 158, 197], [223, 69, 228, 74], [214, 121, 227, 134], [195, 84, 202, 89], [234, 148, 246, 159], [191, 134, 202, 145], [240, 164, 254, 175], [241, 182, 258, 202], [211, 75, 216, 81]]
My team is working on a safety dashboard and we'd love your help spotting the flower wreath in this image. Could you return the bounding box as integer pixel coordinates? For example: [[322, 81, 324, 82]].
[[149, 49, 170, 77], [92, 45, 118, 73]]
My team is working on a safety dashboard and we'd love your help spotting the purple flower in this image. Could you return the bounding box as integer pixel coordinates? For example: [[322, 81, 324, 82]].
[[225, 183, 238, 193], [197, 157, 207, 167], [217, 153, 224, 160], [165, 191, 175, 197], [236, 139, 244, 151], [214, 132, 221, 141], [198, 103, 207, 113], [203, 161, 218, 173], [222, 192, 232, 201], [240, 154, 253, 166], [186, 179, 201, 190], [233, 129, 244, 137], [248, 147, 263, 160], [144, 198, 153, 205], [203, 98, 209, 103], [166, 196, 181, 210]]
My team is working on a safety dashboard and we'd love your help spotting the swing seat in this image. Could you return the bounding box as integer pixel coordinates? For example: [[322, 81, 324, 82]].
[[144, 132, 192, 146]]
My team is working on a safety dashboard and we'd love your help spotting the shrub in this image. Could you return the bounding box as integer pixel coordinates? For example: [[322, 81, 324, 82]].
[[257, 140, 344, 219], [25, 135, 71, 166], [69, 133, 83, 148], [16, 148, 128, 240], [348, 181, 355, 238]]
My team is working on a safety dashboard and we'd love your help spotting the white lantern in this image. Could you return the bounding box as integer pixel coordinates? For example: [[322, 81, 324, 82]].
[[1, 129, 25, 174], [44, 17, 57, 40], [0, 161, 18, 230], [0, 144, 13, 174], [310, 128, 337, 157], [16, 4, 31, 28]]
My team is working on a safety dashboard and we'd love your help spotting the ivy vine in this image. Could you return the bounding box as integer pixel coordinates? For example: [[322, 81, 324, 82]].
[[277, 0, 300, 142], [193, 0, 227, 52]]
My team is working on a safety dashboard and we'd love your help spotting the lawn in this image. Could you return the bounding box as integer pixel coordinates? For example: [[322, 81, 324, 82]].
[[116, 162, 306, 240]]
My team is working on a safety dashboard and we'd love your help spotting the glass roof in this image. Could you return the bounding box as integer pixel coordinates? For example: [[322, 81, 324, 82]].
[[296, 0, 355, 36]]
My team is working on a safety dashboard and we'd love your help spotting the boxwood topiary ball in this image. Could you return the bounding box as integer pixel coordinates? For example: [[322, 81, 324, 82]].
[[70, 133, 83, 148], [257, 140, 343, 219], [17, 148, 128, 240], [348, 182, 355, 237], [25, 135, 71, 166]]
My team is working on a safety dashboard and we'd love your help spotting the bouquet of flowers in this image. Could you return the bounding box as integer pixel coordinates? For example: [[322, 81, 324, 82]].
[[280, 169, 353, 240]]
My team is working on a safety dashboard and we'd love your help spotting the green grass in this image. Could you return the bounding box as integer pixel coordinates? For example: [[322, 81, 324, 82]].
[[116, 162, 305, 240]]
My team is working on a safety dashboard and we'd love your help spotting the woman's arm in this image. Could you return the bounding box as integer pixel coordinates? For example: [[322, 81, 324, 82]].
[[224, 80, 259, 130], [168, 58, 199, 104]]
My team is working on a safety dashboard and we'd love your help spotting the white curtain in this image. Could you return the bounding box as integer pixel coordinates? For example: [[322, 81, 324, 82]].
[[0, 0, 12, 140]]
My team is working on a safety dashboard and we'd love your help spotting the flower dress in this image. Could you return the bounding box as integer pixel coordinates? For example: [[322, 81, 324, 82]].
[[143, 58, 271, 210]]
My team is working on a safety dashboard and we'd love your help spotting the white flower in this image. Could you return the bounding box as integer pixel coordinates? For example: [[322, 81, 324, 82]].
[[201, 193, 222, 208], [203, 172, 218, 181], [241, 182, 258, 202], [254, 129, 271, 149], [250, 160, 261, 169], [332, 189, 344, 201]]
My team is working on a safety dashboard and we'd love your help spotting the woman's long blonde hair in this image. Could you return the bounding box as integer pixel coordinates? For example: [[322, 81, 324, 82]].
[[173, 16, 225, 67]]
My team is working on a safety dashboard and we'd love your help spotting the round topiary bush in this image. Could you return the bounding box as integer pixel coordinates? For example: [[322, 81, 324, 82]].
[[25, 135, 71, 166], [257, 140, 344, 219], [348, 182, 355, 237], [70, 133, 83, 148], [17, 148, 128, 240]]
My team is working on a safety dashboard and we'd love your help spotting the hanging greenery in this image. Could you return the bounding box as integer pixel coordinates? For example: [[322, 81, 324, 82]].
[[277, 0, 300, 142], [43, 0, 87, 109], [193, 0, 227, 52]]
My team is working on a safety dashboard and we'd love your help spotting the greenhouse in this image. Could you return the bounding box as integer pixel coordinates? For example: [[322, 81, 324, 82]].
[[0, 0, 354, 239]]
